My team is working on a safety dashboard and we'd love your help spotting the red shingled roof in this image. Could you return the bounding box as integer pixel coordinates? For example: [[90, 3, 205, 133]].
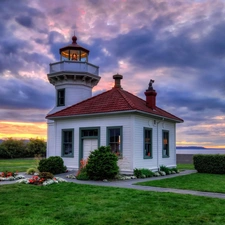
[[46, 87, 183, 122]]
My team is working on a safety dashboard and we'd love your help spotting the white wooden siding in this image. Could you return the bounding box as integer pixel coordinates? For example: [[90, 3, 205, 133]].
[[132, 115, 176, 170], [47, 114, 133, 171], [47, 113, 177, 172], [47, 120, 56, 157]]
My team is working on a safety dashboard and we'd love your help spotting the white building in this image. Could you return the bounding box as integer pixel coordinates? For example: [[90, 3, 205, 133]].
[[46, 35, 183, 173]]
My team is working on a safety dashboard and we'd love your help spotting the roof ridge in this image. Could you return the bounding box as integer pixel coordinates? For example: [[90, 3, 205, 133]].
[[117, 89, 138, 109]]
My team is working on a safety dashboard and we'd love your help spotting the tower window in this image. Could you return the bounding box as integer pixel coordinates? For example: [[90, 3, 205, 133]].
[[57, 89, 65, 106]]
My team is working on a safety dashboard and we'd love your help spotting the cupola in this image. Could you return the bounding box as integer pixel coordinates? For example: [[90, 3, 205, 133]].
[[47, 34, 101, 115], [145, 79, 157, 109], [59, 35, 89, 62]]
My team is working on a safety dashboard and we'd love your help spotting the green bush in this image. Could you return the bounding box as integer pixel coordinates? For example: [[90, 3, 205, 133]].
[[141, 168, 154, 177], [0, 138, 25, 158], [0, 138, 46, 158], [76, 169, 89, 180], [26, 168, 37, 175], [39, 172, 54, 180], [26, 138, 46, 157], [193, 154, 225, 174], [0, 144, 8, 158], [171, 167, 179, 173], [160, 165, 171, 175], [133, 168, 154, 178], [133, 168, 142, 178], [86, 146, 119, 180], [38, 156, 67, 175]]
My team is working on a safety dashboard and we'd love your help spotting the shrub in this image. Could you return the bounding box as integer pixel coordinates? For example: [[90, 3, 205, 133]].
[[38, 156, 67, 174], [134, 168, 142, 178], [171, 167, 179, 173], [160, 165, 171, 175], [133, 168, 154, 178], [76, 169, 89, 180], [0, 138, 25, 158], [141, 168, 154, 177], [86, 146, 119, 180], [26, 138, 46, 157], [193, 154, 225, 174], [26, 168, 37, 175], [39, 172, 54, 180], [76, 159, 89, 180]]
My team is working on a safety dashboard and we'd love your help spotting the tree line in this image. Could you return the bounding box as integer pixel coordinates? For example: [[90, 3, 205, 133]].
[[0, 138, 46, 159]]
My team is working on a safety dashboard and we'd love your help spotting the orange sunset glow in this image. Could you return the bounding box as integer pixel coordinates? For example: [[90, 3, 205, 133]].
[[0, 1, 225, 148], [0, 122, 47, 140]]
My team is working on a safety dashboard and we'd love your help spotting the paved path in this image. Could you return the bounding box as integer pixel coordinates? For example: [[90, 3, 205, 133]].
[[1, 170, 225, 199]]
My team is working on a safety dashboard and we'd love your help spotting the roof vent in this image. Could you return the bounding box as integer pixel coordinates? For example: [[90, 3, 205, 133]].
[[113, 74, 123, 89]]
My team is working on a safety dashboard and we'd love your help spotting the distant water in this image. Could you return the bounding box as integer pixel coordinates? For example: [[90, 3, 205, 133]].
[[176, 148, 225, 154]]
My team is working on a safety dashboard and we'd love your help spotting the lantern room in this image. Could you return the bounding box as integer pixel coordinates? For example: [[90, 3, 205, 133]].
[[47, 34, 101, 115], [60, 35, 89, 62]]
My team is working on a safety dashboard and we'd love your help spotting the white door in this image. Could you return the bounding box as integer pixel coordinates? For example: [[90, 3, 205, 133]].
[[83, 139, 98, 160]]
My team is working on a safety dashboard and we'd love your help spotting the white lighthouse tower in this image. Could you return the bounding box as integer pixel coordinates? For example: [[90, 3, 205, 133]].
[[47, 35, 101, 114]]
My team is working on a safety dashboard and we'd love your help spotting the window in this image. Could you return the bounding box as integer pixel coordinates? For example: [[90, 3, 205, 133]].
[[57, 89, 65, 106], [62, 129, 74, 157], [81, 129, 98, 137], [162, 130, 169, 157], [107, 127, 122, 157], [144, 128, 152, 158]]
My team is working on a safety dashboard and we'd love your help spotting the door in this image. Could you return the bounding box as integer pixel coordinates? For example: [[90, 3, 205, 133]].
[[83, 139, 98, 160]]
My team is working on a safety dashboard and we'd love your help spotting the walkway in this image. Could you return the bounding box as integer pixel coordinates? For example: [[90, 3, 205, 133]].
[[1, 170, 225, 199]]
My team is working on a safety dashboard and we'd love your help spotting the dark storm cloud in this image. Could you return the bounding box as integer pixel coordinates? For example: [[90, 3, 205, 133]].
[[103, 26, 214, 71], [87, 38, 119, 73], [0, 78, 54, 110], [0, 110, 47, 122], [15, 16, 34, 28], [51, 7, 65, 15], [158, 89, 225, 113]]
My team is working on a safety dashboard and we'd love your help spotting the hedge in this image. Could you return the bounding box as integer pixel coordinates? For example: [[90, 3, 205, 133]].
[[0, 138, 46, 158], [193, 154, 225, 174]]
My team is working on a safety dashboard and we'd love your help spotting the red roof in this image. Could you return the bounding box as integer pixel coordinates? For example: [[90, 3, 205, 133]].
[[46, 87, 183, 123]]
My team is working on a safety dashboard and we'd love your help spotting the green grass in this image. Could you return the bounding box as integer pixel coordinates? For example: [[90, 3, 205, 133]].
[[0, 183, 225, 225], [136, 173, 225, 193], [177, 163, 195, 170], [0, 158, 37, 172]]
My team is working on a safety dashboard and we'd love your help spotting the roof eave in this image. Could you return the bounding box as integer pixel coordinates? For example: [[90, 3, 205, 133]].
[[46, 109, 183, 123]]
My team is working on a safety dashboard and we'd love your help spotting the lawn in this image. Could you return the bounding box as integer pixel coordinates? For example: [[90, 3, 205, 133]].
[[0, 183, 225, 225], [0, 158, 37, 172], [136, 173, 225, 193]]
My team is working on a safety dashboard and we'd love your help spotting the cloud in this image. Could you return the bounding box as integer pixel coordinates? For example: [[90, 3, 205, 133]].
[[0, 76, 54, 110], [0, 0, 225, 146], [15, 16, 34, 28]]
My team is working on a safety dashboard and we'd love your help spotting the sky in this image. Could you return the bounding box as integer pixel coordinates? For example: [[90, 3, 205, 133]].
[[0, 0, 225, 148]]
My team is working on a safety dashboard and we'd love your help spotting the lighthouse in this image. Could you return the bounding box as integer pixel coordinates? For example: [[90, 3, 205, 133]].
[[47, 35, 101, 114]]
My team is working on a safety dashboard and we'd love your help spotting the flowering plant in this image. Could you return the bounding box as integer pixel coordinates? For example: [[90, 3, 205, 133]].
[[17, 176, 67, 186], [0, 171, 24, 181], [76, 159, 88, 177], [76, 159, 89, 180], [1, 171, 18, 178]]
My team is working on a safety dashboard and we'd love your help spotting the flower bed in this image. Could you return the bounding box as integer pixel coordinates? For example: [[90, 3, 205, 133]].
[[0, 171, 25, 181], [16, 176, 67, 186]]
